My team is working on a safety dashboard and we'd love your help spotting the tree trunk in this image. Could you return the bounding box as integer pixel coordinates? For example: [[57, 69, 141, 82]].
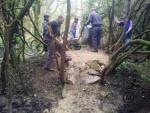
[[63, 0, 71, 47], [4, 26, 12, 113], [126, 0, 131, 16], [101, 37, 150, 84], [58, 0, 71, 87], [32, 0, 41, 37], [0, 0, 35, 112], [108, 0, 115, 53]]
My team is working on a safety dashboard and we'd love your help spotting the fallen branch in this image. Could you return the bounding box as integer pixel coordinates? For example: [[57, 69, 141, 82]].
[[111, 38, 150, 60], [134, 51, 150, 54]]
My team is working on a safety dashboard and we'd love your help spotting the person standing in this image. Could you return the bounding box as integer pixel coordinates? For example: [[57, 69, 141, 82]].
[[44, 16, 71, 71], [115, 17, 133, 44], [85, 8, 102, 52], [42, 13, 50, 52], [70, 17, 79, 39]]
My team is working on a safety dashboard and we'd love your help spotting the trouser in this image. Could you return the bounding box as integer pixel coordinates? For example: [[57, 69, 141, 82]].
[[44, 38, 55, 70], [44, 38, 66, 70], [70, 30, 76, 39], [92, 26, 101, 49], [124, 32, 132, 43], [124, 32, 132, 51]]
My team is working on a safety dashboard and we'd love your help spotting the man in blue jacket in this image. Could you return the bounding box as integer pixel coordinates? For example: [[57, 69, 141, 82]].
[[85, 8, 102, 52]]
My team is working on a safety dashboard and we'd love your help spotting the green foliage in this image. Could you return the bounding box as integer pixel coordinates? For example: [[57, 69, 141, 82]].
[[0, 38, 3, 46], [116, 60, 150, 82], [116, 61, 131, 72], [13, 34, 21, 44]]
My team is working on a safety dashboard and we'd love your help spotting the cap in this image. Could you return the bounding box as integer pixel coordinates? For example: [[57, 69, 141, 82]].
[[44, 13, 49, 17]]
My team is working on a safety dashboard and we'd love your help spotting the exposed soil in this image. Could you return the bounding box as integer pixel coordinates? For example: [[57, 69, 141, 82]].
[[0, 49, 150, 113]]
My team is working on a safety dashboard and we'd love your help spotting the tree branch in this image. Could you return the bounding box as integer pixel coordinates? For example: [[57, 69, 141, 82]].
[[28, 13, 43, 40], [18, 22, 46, 45], [111, 38, 150, 60], [135, 51, 150, 54]]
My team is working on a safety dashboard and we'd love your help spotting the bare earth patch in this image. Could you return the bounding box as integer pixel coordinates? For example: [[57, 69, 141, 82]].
[[52, 49, 122, 113]]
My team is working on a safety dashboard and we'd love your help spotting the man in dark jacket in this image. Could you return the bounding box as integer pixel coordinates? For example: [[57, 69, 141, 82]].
[[44, 16, 69, 71], [85, 9, 102, 52]]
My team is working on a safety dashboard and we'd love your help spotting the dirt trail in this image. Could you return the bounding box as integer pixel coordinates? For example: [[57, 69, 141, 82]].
[[50, 49, 122, 113], [67, 49, 109, 64]]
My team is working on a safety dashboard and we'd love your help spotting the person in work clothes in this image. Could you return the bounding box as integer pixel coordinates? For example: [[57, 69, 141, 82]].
[[115, 17, 133, 44], [44, 16, 71, 71], [85, 8, 102, 52], [42, 13, 50, 52], [70, 17, 79, 39]]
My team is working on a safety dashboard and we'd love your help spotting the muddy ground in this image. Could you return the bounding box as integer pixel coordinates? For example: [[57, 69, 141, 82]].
[[0, 49, 150, 113], [31, 49, 150, 113]]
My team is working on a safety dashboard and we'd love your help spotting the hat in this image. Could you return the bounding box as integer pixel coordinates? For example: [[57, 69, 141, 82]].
[[44, 13, 49, 17]]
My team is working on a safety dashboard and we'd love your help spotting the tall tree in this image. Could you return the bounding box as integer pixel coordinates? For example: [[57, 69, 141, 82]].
[[101, 0, 150, 84], [107, 0, 115, 53], [59, 0, 71, 86], [0, 0, 35, 112]]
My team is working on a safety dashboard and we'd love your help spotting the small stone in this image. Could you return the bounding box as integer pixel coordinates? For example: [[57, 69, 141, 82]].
[[82, 88, 86, 91], [100, 91, 109, 97], [99, 65, 105, 72], [43, 109, 49, 113], [83, 74, 100, 84]]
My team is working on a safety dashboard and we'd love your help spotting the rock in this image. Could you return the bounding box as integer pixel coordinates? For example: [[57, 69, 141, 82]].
[[87, 69, 99, 75], [99, 65, 106, 72], [86, 60, 101, 70], [99, 91, 109, 98], [43, 109, 49, 113], [77, 62, 88, 72], [67, 68, 80, 84], [82, 74, 100, 84]]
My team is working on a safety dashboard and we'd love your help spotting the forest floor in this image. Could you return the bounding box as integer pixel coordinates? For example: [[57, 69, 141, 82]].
[[0, 48, 150, 113], [32, 49, 124, 113], [32, 48, 150, 113]]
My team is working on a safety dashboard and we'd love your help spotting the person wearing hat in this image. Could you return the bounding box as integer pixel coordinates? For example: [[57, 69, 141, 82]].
[[85, 8, 102, 52]]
